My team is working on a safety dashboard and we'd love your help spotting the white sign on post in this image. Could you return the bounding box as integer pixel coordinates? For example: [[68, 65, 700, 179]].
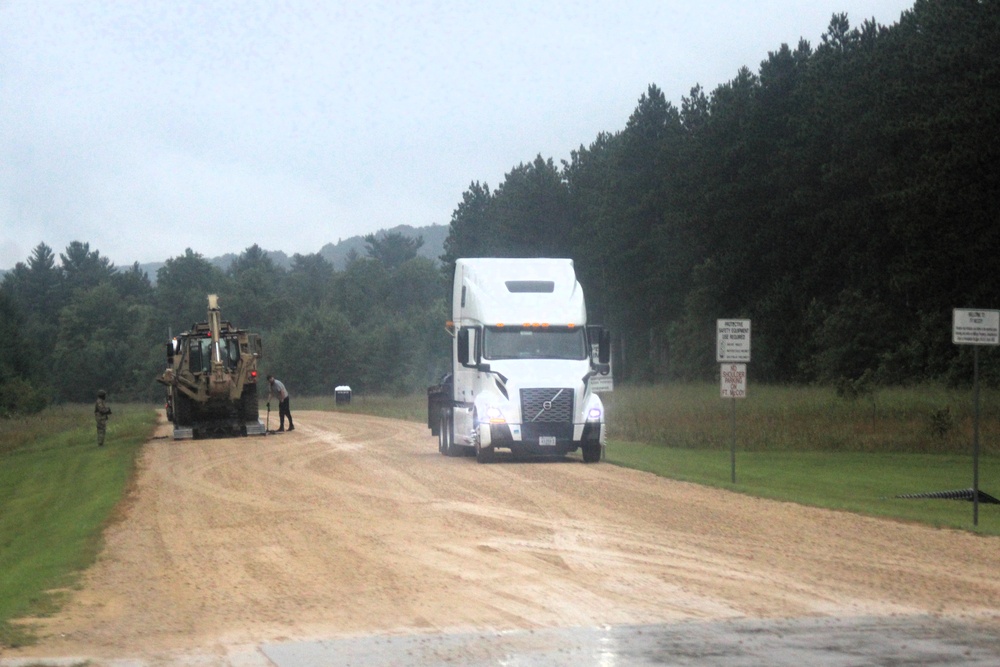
[[717, 319, 751, 362], [589, 343, 614, 392], [721, 364, 747, 399], [952, 309, 1000, 346]]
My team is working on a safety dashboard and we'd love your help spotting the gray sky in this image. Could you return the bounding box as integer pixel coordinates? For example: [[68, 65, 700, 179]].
[[0, 1, 914, 271]]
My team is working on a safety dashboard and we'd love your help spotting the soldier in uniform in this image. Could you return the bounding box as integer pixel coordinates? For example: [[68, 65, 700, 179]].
[[95, 389, 112, 446]]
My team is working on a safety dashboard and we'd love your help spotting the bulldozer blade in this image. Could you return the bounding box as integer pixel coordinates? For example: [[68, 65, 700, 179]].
[[245, 420, 266, 436]]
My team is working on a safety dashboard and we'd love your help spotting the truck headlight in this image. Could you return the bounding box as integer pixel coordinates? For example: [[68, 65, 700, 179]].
[[587, 407, 602, 421], [486, 406, 506, 423]]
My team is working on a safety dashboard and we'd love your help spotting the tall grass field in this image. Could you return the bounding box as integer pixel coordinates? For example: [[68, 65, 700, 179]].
[[2, 384, 998, 647], [602, 384, 1000, 533], [604, 383, 1000, 454]]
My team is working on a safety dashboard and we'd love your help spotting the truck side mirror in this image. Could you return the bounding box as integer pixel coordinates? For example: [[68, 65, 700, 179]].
[[598, 328, 611, 365], [588, 325, 611, 365], [458, 327, 481, 367], [457, 328, 470, 365], [165, 342, 175, 362]]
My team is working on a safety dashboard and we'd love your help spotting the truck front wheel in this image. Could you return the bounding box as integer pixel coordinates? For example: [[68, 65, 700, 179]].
[[582, 442, 601, 463], [475, 439, 494, 464]]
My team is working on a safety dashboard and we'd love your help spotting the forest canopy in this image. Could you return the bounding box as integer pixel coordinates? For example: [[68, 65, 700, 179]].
[[443, 0, 1000, 388], [0, 236, 448, 415]]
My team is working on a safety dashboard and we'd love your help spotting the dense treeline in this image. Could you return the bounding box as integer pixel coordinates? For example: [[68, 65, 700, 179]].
[[0, 236, 449, 415], [3, 1, 998, 416], [444, 1, 1000, 388]]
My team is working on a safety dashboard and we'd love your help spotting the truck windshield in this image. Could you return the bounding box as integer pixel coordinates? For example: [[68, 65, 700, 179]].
[[483, 327, 587, 360]]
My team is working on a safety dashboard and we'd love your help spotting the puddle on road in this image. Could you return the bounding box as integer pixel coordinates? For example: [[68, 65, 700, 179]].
[[262, 615, 1000, 666]]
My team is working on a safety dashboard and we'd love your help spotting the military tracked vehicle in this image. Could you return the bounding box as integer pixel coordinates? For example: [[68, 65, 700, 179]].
[[158, 294, 265, 439]]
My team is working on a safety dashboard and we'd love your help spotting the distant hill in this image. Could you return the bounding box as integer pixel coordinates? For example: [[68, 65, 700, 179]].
[[138, 223, 448, 281], [318, 224, 449, 270]]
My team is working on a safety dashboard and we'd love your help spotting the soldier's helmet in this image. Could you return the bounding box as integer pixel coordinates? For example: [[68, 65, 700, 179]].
[[97, 390, 107, 399]]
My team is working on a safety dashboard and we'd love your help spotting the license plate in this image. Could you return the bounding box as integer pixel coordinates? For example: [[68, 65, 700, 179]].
[[539, 436, 557, 447]]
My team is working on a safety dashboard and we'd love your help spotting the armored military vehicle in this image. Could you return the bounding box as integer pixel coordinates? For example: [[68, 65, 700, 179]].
[[158, 295, 265, 439]]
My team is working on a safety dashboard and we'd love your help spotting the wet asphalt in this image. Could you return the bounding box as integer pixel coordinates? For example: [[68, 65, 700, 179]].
[[261, 615, 1000, 666]]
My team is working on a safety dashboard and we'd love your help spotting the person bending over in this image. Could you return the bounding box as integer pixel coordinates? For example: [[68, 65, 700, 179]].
[[267, 375, 294, 432]]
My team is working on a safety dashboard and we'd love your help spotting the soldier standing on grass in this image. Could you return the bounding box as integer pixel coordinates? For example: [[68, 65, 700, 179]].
[[267, 375, 294, 432], [94, 390, 112, 446]]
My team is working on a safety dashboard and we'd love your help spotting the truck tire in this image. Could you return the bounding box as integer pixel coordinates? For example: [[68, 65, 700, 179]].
[[475, 440, 494, 464], [582, 442, 601, 463]]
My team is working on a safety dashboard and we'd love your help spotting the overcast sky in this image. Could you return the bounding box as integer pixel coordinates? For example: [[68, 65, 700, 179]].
[[0, 1, 914, 271]]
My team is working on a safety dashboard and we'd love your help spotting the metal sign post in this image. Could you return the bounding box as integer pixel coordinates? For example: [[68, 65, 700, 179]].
[[718, 320, 750, 485], [721, 363, 747, 483], [732, 397, 736, 484], [952, 309, 999, 526]]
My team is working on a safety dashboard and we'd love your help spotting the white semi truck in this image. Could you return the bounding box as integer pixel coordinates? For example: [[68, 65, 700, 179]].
[[427, 258, 610, 463]]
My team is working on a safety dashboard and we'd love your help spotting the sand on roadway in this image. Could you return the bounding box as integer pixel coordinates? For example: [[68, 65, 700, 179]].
[[6, 410, 1000, 663]]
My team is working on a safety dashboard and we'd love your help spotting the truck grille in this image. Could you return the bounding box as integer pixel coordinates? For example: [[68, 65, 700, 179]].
[[520, 388, 573, 424]]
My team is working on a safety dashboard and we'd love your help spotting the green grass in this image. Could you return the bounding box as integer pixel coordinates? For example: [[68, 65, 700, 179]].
[[0, 404, 158, 648], [605, 442, 1000, 534], [603, 384, 1000, 534]]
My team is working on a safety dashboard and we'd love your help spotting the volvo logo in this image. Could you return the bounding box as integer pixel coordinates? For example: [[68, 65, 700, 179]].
[[528, 388, 566, 422]]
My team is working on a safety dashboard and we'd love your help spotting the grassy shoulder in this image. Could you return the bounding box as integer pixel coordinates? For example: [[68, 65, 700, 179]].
[[606, 442, 1000, 535], [601, 384, 1000, 534], [0, 403, 158, 648]]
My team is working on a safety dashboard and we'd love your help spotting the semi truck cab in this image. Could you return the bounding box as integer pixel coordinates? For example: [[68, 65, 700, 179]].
[[428, 258, 610, 463]]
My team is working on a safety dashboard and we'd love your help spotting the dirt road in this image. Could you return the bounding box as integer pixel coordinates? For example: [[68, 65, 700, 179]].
[[6, 410, 1000, 664]]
